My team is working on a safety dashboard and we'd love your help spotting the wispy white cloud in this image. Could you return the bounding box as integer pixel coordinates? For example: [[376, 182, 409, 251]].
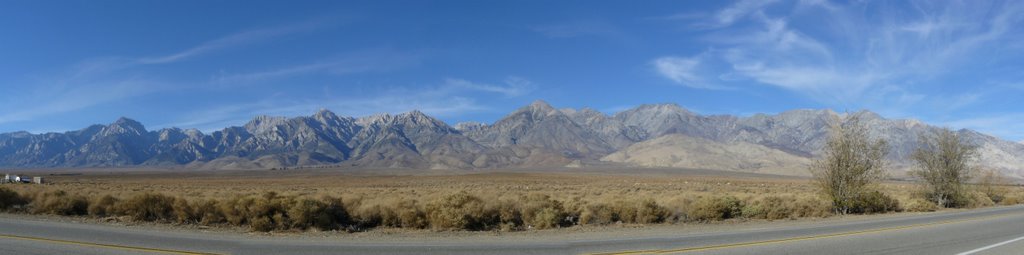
[[946, 93, 984, 111], [64, 57, 140, 81], [137, 20, 326, 64], [155, 101, 262, 131], [60, 19, 332, 82], [211, 49, 421, 85], [700, 0, 779, 28], [1, 19, 337, 129], [0, 79, 168, 125], [653, 0, 1024, 107], [652, 55, 725, 89], [443, 76, 536, 97], [213, 62, 336, 84]]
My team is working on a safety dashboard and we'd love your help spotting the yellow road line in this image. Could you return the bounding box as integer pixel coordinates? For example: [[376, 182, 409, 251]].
[[0, 233, 223, 255], [593, 212, 1019, 255]]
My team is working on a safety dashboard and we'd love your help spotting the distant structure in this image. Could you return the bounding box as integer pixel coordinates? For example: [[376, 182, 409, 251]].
[[1, 174, 41, 184]]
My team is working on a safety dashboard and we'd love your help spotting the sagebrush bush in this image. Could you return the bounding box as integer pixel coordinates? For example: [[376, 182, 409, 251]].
[[119, 193, 176, 222], [394, 199, 428, 229], [964, 191, 994, 208], [791, 196, 831, 218], [577, 199, 669, 225], [288, 197, 349, 231], [243, 192, 293, 231], [850, 191, 900, 214], [193, 199, 225, 225], [662, 197, 693, 223], [172, 198, 195, 223], [30, 190, 88, 216], [634, 199, 670, 224], [0, 187, 26, 210], [250, 216, 275, 232], [520, 194, 565, 229], [743, 196, 791, 220], [219, 195, 250, 225], [580, 203, 614, 225], [491, 198, 523, 229], [425, 192, 489, 230], [688, 196, 744, 221], [87, 195, 119, 217], [903, 199, 938, 212], [1001, 192, 1024, 205]]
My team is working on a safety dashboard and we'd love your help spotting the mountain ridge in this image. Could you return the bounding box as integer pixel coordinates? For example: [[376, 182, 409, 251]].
[[1, 100, 1022, 178]]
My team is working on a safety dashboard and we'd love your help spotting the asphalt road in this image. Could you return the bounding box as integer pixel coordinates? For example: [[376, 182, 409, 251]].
[[1, 205, 1023, 255]]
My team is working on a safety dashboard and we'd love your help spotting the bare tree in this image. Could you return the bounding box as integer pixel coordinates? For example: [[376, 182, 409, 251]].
[[811, 113, 890, 214], [911, 128, 978, 208]]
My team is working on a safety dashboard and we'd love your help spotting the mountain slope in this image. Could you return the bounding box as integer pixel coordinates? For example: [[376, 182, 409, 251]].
[[602, 134, 813, 176]]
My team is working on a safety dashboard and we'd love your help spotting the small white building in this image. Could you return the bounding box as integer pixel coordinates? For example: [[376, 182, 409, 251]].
[[2, 174, 38, 184]]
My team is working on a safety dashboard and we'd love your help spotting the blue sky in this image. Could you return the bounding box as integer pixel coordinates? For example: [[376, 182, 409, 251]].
[[2, 0, 1023, 141]]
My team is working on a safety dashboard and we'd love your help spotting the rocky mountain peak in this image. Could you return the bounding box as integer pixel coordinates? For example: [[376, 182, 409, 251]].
[[455, 122, 486, 132], [579, 107, 603, 115], [157, 128, 182, 142], [613, 103, 699, 137], [505, 100, 563, 123], [183, 128, 203, 138], [154, 127, 204, 142], [244, 115, 288, 134], [614, 103, 694, 122], [639, 103, 691, 114], [528, 99, 554, 109], [356, 113, 394, 127], [770, 109, 838, 127], [103, 117, 147, 136], [3, 131, 32, 138], [525, 100, 557, 114], [852, 110, 883, 120], [396, 110, 452, 130], [565, 107, 611, 125], [900, 119, 925, 128], [777, 108, 834, 117], [404, 110, 429, 119], [314, 108, 338, 120], [558, 107, 604, 117]]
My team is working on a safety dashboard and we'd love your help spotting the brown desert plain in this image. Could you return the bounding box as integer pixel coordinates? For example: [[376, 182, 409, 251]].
[[1, 166, 1021, 236]]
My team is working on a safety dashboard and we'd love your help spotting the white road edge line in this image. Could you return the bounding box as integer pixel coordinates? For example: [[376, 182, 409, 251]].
[[957, 235, 1024, 255]]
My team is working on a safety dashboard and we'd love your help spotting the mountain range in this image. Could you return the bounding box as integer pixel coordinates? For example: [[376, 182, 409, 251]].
[[1, 100, 1022, 179]]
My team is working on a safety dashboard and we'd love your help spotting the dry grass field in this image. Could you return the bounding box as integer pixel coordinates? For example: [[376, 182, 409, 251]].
[[0, 167, 1021, 233]]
